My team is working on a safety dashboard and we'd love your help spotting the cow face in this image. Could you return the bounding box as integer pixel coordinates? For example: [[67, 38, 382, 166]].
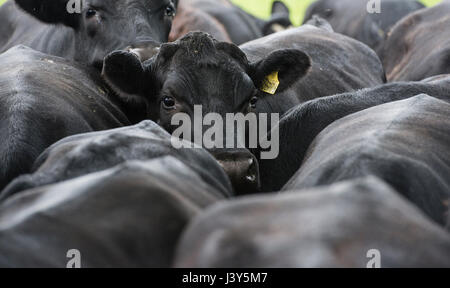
[[15, 0, 178, 68], [102, 32, 311, 194]]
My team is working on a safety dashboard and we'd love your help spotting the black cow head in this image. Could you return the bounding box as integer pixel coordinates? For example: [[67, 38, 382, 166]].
[[15, 0, 178, 68], [102, 32, 311, 194], [102, 32, 311, 127]]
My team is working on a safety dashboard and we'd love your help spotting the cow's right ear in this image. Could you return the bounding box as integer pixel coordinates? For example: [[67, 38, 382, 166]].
[[15, 0, 80, 28], [102, 51, 150, 102]]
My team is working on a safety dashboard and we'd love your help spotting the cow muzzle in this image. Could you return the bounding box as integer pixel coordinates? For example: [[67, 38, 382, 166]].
[[125, 39, 161, 62], [211, 149, 261, 195]]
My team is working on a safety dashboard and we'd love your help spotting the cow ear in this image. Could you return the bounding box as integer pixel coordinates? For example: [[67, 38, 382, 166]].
[[216, 42, 249, 65], [262, 1, 292, 35], [249, 49, 311, 95], [272, 1, 290, 15], [102, 51, 152, 102], [158, 42, 180, 62], [15, 0, 80, 28]]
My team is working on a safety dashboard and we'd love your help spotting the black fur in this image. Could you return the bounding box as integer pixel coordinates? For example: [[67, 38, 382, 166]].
[[283, 95, 450, 225], [381, 2, 450, 81], [0, 46, 131, 191], [256, 77, 450, 193]]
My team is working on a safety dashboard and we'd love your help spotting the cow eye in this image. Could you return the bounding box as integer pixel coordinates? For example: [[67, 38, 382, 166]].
[[165, 5, 175, 17], [249, 97, 258, 109], [323, 9, 333, 17], [86, 8, 97, 18], [162, 96, 176, 109]]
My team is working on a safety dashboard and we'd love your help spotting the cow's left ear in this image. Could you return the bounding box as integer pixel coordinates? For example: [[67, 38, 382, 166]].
[[249, 49, 311, 95], [15, 0, 80, 28]]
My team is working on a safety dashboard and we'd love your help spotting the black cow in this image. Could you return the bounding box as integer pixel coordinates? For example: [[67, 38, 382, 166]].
[[170, 0, 292, 44], [0, 156, 227, 267], [0, 0, 178, 68], [303, 0, 424, 54], [256, 76, 450, 193], [284, 95, 450, 225], [102, 28, 384, 193], [0, 46, 134, 191], [1, 120, 233, 199], [174, 177, 450, 268], [380, 2, 450, 81]]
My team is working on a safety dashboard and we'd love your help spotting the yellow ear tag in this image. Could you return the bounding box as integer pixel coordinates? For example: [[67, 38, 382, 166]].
[[260, 71, 280, 95]]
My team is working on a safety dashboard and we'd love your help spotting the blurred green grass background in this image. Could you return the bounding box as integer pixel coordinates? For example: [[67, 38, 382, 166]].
[[230, 0, 442, 26], [0, 0, 442, 26]]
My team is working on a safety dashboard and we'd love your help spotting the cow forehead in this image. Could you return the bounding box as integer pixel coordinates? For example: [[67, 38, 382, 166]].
[[162, 69, 253, 108], [167, 48, 247, 79], [161, 32, 249, 69], [166, 65, 250, 90]]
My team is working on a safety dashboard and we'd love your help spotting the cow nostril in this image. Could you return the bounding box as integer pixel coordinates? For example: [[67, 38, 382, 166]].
[[247, 157, 257, 172], [246, 174, 257, 183], [245, 156, 259, 183]]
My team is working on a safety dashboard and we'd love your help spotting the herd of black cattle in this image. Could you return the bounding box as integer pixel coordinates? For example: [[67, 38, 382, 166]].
[[0, 0, 449, 267]]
